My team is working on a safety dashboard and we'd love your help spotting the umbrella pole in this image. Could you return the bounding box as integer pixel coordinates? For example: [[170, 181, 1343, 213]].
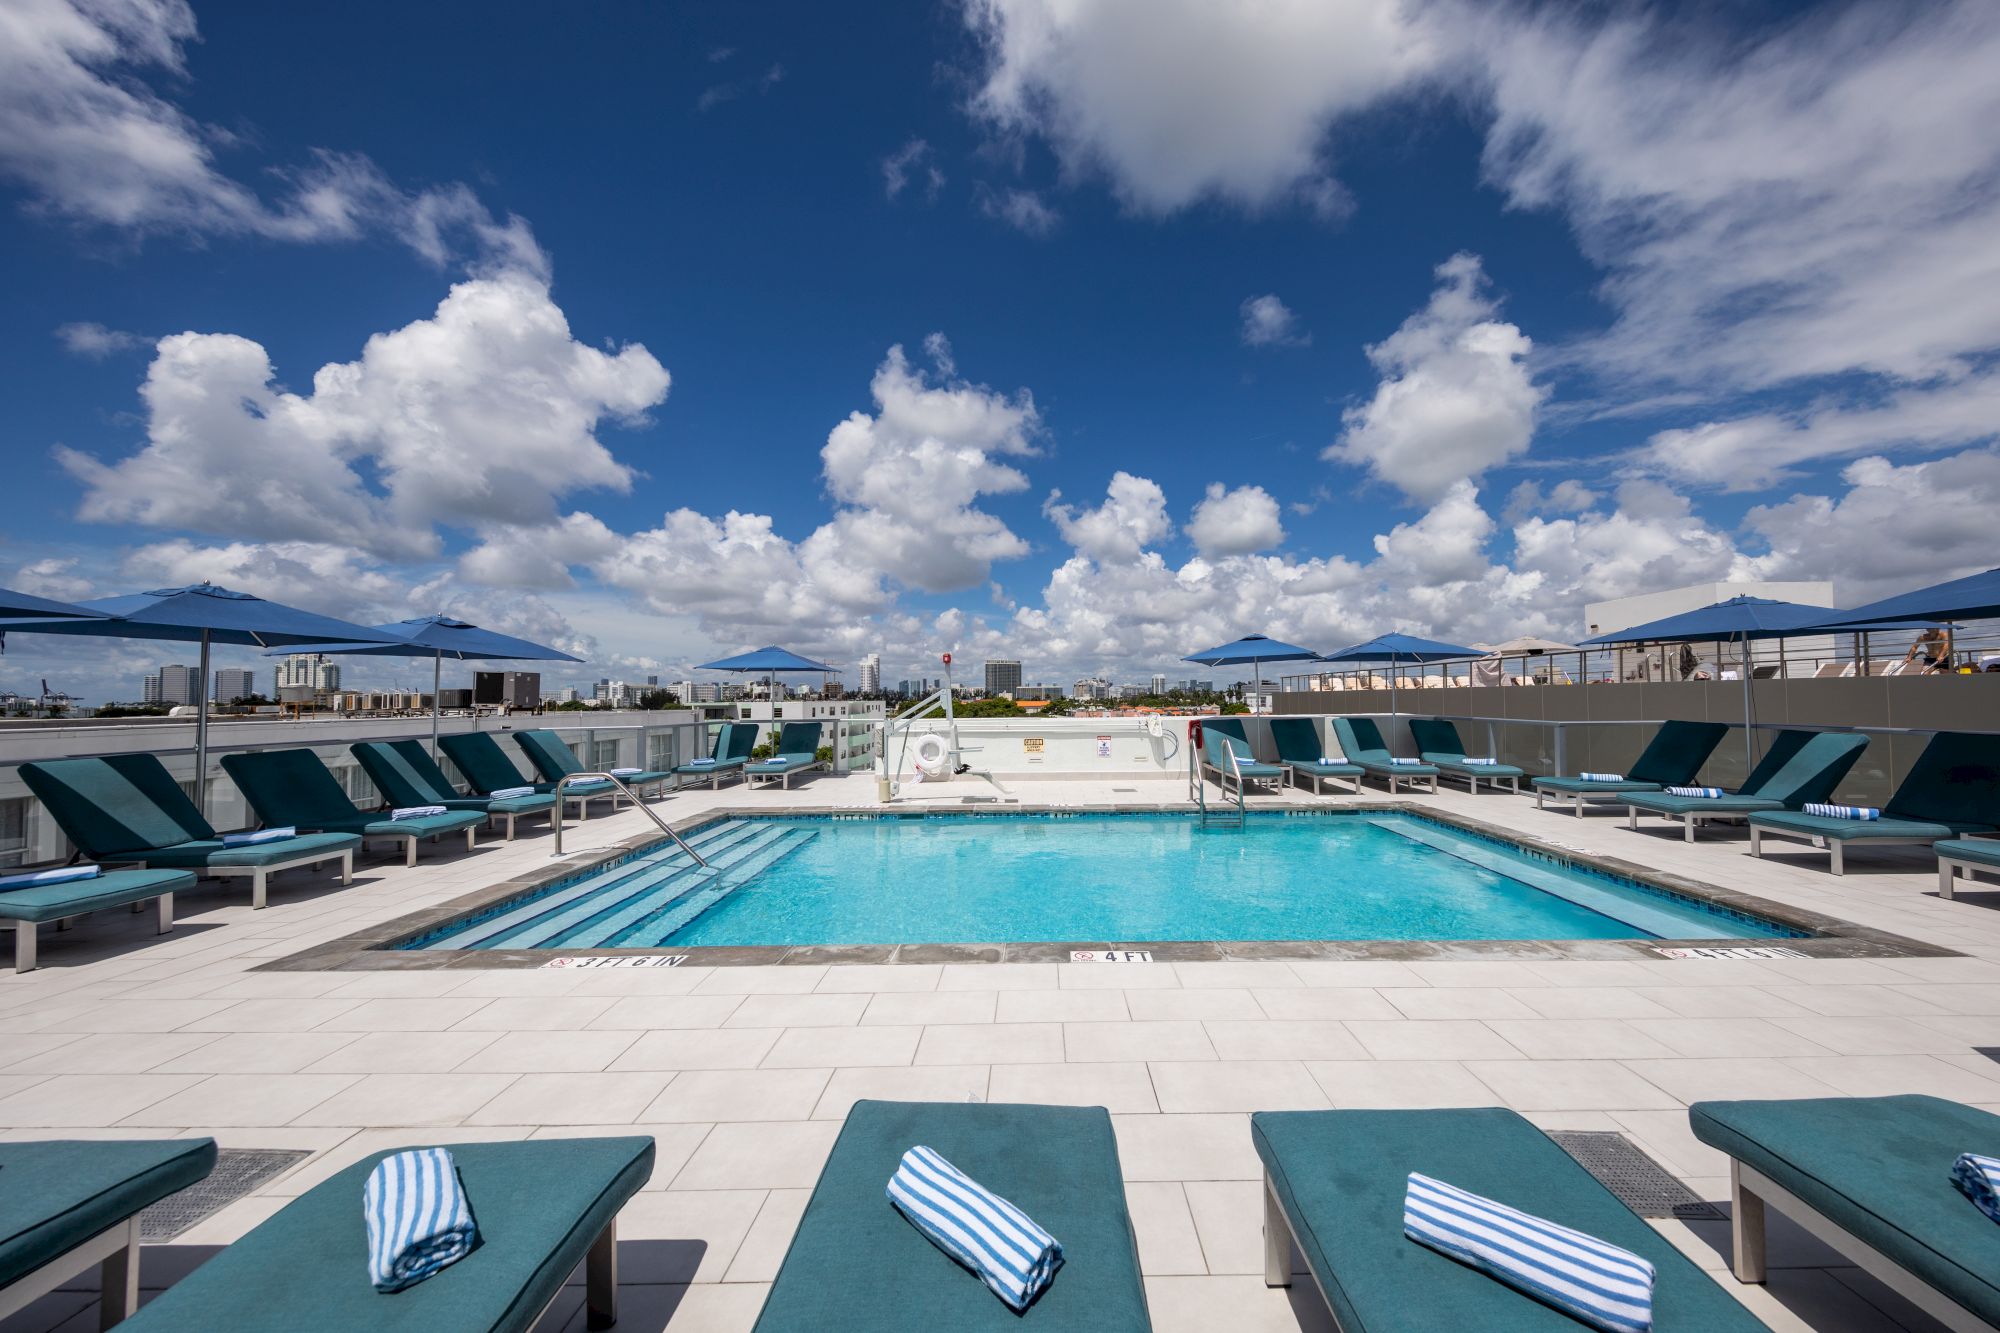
[[194, 629, 212, 820], [1740, 631, 1754, 772], [431, 651, 442, 759]]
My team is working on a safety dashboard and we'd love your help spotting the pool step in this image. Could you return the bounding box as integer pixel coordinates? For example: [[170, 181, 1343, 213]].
[[608, 826, 821, 946], [546, 824, 812, 948], [439, 820, 764, 949]]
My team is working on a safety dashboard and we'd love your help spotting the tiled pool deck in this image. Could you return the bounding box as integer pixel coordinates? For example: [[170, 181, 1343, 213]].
[[4, 774, 1997, 1332]]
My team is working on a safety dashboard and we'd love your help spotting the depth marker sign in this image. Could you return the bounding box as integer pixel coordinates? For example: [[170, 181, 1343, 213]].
[[1071, 949, 1154, 963], [542, 954, 688, 969]]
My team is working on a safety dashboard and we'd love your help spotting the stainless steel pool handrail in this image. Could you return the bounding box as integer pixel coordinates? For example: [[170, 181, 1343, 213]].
[[550, 772, 708, 866]]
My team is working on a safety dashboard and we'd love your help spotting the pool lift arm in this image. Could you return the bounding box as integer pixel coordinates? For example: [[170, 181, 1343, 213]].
[[877, 653, 1017, 804]]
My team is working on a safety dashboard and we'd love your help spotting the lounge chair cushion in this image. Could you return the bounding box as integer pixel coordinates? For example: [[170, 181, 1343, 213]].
[[772, 722, 823, 757], [1746, 812, 1984, 842], [1878, 731, 2000, 827], [1407, 719, 1527, 778], [1631, 731, 1868, 820], [1253, 1107, 1768, 1332], [329, 812, 487, 839], [1939, 839, 2000, 870], [19, 755, 217, 858], [435, 734, 540, 797], [1288, 759, 1364, 776], [1531, 777, 1664, 796], [754, 1100, 1149, 1332], [0, 1138, 218, 1287], [1425, 755, 1527, 778], [1330, 718, 1438, 777], [1689, 1095, 2000, 1324], [121, 1137, 654, 1333], [1267, 719, 1363, 775], [221, 751, 485, 839], [0, 868, 192, 924], [138, 832, 359, 869], [1626, 793, 1784, 817], [1532, 720, 1732, 798]]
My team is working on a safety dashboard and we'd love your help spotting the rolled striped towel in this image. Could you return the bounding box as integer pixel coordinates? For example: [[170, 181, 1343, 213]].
[[1386, 757, 1424, 767], [220, 827, 295, 846], [1405, 1173, 1654, 1333], [610, 767, 644, 776], [1951, 1152, 2000, 1224], [886, 1145, 1063, 1311], [1804, 803, 1880, 820], [390, 805, 448, 820], [1465, 757, 1500, 766], [487, 786, 535, 799], [0, 865, 100, 889], [364, 1147, 479, 1293], [1580, 772, 1624, 783], [687, 757, 717, 767], [1666, 786, 1724, 798], [1317, 756, 1341, 766]]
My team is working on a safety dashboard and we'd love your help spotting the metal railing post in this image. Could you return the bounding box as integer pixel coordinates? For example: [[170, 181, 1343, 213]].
[[549, 772, 707, 867]]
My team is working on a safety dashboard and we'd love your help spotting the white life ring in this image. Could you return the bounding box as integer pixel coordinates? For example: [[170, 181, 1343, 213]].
[[912, 733, 950, 779]]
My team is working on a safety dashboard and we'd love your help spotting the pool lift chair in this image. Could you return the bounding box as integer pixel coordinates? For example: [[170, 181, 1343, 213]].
[[877, 653, 1020, 805]]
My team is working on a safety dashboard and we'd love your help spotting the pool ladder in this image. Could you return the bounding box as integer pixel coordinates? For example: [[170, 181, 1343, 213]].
[[549, 772, 709, 866], [1188, 741, 1245, 828]]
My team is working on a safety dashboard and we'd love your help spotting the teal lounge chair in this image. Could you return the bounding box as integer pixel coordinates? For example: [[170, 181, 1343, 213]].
[[1330, 717, 1438, 794], [1937, 838, 2000, 899], [0, 867, 189, 972], [754, 1101, 1149, 1331], [1268, 717, 1363, 795], [1200, 718, 1286, 797], [120, 1136, 654, 1333], [0, 1137, 217, 1328], [220, 750, 484, 868], [438, 732, 618, 820], [352, 740, 556, 841], [1690, 1095, 2000, 1329], [513, 729, 671, 800], [1530, 719, 1731, 816], [1408, 718, 1528, 794], [1748, 730, 2000, 874], [1622, 729, 1868, 843], [672, 722, 757, 790], [1254, 1107, 1770, 1332], [745, 722, 826, 790], [19, 755, 357, 909]]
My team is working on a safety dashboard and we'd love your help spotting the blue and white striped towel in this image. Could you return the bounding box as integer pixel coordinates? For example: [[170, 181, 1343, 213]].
[[1317, 756, 1343, 766], [1666, 786, 1724, 798], [0, 865, 100, 889], [1951, 1153, 2000, 1224], [1803, 803, 1880, 820], [688, 758, 717, 767], [220, 826, 295, 846], [1387, 757, 1423, 767], [610, 767, 643, 777], [1465, 757, 1500, 766], [363, 1147, 479, 1293], [1581, 772, 1624, 783], [487, 786, 535, 799], [886, 1145, 1063, 1311], [1404, 1173, 1654, 1333], [390, 805, 448, 821]]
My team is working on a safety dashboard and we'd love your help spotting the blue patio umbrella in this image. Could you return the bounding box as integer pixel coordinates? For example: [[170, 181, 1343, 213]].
[[271, 614, 583, 754], [0, 583, 401, 814], [697, 645, 839, 708], [1805, 567, 2000, 670], [1182, 634, 1320, 699], [0, 587, 110, 620], [1318, 632, 1483, 721]]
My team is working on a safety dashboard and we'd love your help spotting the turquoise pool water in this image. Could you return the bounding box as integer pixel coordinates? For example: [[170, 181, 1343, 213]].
[[402, 812, 1800, 951]]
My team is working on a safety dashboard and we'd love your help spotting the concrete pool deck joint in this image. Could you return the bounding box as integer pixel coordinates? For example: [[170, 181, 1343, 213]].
[[258, 803, 1956, 973]]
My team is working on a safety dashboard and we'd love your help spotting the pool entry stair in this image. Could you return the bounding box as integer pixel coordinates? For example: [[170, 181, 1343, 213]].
[[421, 821, 818, 949]]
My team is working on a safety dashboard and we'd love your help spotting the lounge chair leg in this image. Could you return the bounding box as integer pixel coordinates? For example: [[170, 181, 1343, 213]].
[[1940, 861, 1955, 899], [405, 838, 418, 868], [1749, 826, 1762, 858], [99, 1218, 139, 1328], [1685, 815, 1696, 844], [252, 868, 268, 910], [1729, 1161, 1767, 1283], [14, 922, 36, 973], [585, 1216, 618, 1329], [1535, 789, 1545, 810], [157, 894, 173, 935], [465, 827, 476, 853], [339, 850, 353, 885], [1262, 1174, 1292, 1288], [1627, 807, 1637, 830], [1573, 795, 1583, 818], [1830, 842, 1844, 876]]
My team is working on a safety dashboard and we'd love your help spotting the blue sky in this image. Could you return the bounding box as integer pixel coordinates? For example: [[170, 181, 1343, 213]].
[[3, 0, 1998, 701]]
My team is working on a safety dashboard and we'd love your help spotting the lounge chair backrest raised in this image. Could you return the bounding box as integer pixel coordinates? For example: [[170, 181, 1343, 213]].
[[514, 729, 585, 782], [1625, 720, 1731, 785], [726, 723, 759, 760], [1331, 717, 1391, 762], [350, 741, 453, 809], [773, 722, 823, 757], [1406, 718, 1466, 759], [437, 732, 538, 795], [19, 754, 216, 858], [1885, 731, 2000, 824], [1268, 717, 1329, 764], [1739, 730, 1868, 805], [220, 750, 365, 826]]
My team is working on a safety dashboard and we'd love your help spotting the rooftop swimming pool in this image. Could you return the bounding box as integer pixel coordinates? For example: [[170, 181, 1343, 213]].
[[399, 811, 1804, 952]]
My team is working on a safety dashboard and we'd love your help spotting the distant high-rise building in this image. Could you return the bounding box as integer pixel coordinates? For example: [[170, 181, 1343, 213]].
[[213, 667, 256, 702], [554, 686, 581, 704], [858, 653, 881, 694], [144, 664, 199, 706], [983, 659, 1023, 696], [1072, 676, 1113, 701], [274, 653, 340, 695], [1016, 684, 1065, 701], [1150, 674, 1167, 694]]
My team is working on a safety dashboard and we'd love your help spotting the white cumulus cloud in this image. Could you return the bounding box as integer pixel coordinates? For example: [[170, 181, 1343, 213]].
[[1186, 482, 1284, 556], [1239, 294, 1309, 348]]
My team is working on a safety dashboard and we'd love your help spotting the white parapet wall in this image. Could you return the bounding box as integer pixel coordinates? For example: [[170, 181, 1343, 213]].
[[879, 716, 1192, 782]]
